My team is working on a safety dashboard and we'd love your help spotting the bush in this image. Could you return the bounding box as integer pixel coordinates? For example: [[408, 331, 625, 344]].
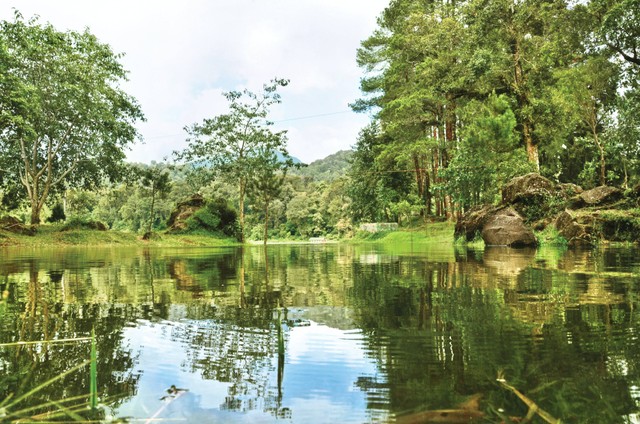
[[61, 217, 108, 231], [47, 203, 66, 223], [185, 198, 240, 240]]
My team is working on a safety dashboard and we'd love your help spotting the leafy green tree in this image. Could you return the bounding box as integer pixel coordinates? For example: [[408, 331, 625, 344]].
[[93, 184, 131, 230], [65, 189, 98, 221], [249, 148, 295, 244], [355, 0, 473, 218], [554, 56, 620, 186], [177, 78, 290, 242], [137, 165, 172, 235], [465, 0, 581, 171], [0, 13, 144, 224], [595, 0, 640, 71], [46, 201, 65, 223], [444, 93, 532, 208], [348, 123, 412, 224]]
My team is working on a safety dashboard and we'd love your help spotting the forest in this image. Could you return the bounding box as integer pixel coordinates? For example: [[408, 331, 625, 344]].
[[0, 0, 639, 243]]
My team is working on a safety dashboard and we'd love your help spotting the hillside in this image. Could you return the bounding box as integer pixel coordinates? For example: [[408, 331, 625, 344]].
[[293, 150, 353, 181]]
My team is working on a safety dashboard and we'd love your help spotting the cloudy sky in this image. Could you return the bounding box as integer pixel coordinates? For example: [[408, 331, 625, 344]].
[[0, 1, 388, 164]]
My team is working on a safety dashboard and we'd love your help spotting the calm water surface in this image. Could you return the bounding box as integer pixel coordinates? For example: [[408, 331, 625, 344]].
[[0, 243, 639, 423]]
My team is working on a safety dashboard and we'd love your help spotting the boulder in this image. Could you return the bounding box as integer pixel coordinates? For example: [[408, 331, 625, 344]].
[[166, 194, 206, 232], [502, 173, 555, 205], [0, 216, 36, 236], [570, 186, 622, 208], [454, 204, 499, 241], [481, 207, 537, 247], [557, 183, 583, 197], [554, 210, 594, 247]]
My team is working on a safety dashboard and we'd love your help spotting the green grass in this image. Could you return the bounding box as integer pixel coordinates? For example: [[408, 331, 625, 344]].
[[535, 226, 568, 247], [0, 223, 240, 248], [351, 222, 455, 245]]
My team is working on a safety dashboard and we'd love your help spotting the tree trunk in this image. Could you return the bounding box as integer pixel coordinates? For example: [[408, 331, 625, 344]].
[[524, 122, 539, 171], [263, 202, 269, 245], [595, 131, 606, 186], [238, 180, 246, 243], [147, 186, 156, 235], [30, 202, 42, 225]]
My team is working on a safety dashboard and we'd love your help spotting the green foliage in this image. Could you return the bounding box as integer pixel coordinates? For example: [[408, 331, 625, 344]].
[[444, 94, 533, 208], [176, 78, 292, 242], [535, 226, 569, 247], [248, 147, 297, 243], [348, 123, 412, 224], [0, 13, 144, 224], [291, 150, 353, 181], [61, 217, 107, 232], [598, 210, 640, 242], [186, 198, 240, 240], [46, 203, 66, 223], [135, 164, 172, 234], [65, 189, 98, 221]]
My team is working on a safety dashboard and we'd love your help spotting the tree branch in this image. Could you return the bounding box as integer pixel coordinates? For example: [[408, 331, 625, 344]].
[[607, 42, 640, 66]]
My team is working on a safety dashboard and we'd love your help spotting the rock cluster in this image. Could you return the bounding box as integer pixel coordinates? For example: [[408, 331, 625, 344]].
[[456, 173, 638, 247]]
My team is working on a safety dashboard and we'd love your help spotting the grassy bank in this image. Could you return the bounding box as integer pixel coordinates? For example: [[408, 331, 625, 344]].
[[1, 222, 458, 248], [351, 222, 455, 245], [0, 224, 239, 248]]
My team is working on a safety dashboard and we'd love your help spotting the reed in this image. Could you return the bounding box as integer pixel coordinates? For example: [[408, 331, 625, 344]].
[[90, 329, 98, 409], [0, 331, 101, 422]]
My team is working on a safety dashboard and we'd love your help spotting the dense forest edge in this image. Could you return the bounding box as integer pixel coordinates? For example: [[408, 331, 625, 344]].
[[1, 0, 639, 247]]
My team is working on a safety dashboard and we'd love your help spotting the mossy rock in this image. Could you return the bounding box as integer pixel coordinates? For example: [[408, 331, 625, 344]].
[[454, 204, 499, 241], [0, 216, 36, 236], [597, 210, 640, 242], [502, 173, 556, 205], [555, 208, 640, 245], [569, 186, 623, 208], [481, 207, 537, 247], [555, 210, 594, 247], [167, 194, 206, 232], [501, 173, 566, 223]]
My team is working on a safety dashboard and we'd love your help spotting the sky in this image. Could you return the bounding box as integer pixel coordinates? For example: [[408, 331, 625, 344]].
[[0, 1, 388, 165]]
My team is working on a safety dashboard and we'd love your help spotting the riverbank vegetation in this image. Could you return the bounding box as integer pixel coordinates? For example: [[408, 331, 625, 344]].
[[1, 1, 639, 246]]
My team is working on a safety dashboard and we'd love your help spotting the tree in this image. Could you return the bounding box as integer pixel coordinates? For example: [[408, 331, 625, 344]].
[[596, 0, 640, 70], [554, 56, 619, 186], [177, 78, 290, 242], [465, 0, 582, 171], [348, 122, 413, 224], [138, 165, 172, 235], [0, 13, 144, 224], [249, 148, 295, 244], [444, 93, 532, 208]]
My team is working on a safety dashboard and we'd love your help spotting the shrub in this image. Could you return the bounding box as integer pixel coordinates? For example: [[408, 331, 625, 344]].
[[185, 198, 240, 240], [47, 203, 66, 223]]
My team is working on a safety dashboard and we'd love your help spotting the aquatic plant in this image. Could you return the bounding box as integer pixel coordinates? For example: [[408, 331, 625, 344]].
[[0, 334, 101, 422]]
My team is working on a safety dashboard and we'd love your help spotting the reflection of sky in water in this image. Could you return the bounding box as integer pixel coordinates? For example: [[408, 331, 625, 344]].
[[114, 319, 385, 423]]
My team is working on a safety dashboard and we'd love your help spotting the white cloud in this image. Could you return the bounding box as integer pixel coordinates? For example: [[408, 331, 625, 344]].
[[1, 0, 387, 164]]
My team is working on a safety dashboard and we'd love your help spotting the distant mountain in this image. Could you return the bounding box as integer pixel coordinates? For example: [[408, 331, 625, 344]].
[[293, 150, 353, 181], [276, 151, 303, 164]]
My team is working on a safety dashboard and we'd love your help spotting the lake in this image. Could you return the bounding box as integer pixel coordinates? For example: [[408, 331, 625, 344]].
[[0, 243, 639, 423]]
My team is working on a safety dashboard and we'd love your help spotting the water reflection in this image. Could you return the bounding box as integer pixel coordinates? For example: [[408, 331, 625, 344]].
[[0, 244, 639, 422]]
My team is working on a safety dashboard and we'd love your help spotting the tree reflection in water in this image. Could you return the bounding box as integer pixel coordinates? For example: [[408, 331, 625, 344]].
[[0, 244, 639, 422]]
